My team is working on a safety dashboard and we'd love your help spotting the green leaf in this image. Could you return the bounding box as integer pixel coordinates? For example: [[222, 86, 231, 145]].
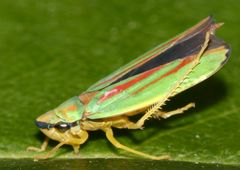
[[0, 0, 240, 169]]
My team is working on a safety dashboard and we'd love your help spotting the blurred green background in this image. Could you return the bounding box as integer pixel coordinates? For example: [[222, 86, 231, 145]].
[[0, 0, 240, 169]]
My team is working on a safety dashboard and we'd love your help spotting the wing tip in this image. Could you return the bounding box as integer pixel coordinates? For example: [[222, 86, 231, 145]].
[[207, 15, 231, 66], [221, 43, 231, 66]]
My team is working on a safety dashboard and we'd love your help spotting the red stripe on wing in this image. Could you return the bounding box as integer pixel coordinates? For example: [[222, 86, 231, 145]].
[[97, 64, 166, 104], [132, 56, 194, 95], [91, 17, 212, 90], [91, 46, 171, 90]]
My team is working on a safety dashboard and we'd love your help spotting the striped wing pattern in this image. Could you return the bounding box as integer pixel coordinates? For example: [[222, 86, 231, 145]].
[[87, 17, 213, 92], [82, 17, 230, 119]]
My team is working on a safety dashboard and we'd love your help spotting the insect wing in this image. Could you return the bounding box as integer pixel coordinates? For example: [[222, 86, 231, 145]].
[[172, 36, 230, 96], [84, 17, 230, 119], [87, 17, 214, 92]]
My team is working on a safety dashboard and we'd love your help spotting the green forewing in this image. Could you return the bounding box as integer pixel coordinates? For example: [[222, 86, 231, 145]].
[[82, 17, 230, 120], [87, 17, 214, 92], [173, 48, 229, 95]]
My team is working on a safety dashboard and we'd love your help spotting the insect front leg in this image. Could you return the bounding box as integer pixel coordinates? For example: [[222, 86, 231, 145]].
[[69, 129, 89, 154], [27, 137, 49, 152], [33, 130, 89, 161], [154, 103, 195, 119], [102, 127, 170, 160], [34, 141, 66, 161], [72, 145, 80, 154]]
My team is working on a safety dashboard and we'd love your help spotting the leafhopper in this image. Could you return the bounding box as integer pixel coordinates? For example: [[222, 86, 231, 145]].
[[28, 16, 230, 160]]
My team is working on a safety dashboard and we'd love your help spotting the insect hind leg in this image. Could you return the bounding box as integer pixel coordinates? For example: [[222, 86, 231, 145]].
[[111, 102, 194, 130], [110, 117, 142, 130], [102, 127, 170, 160], [154, 102, 195, 119]]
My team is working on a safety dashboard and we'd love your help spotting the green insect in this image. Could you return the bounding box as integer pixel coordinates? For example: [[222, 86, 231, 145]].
[[27, 16, 230, 160]]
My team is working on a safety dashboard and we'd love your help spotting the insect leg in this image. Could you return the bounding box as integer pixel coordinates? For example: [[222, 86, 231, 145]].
[[154, 103, 195, 119], [34, 141, 66, 161], [102, 127, 170, 160], [70, 130, 89, 154], [109, 117, 141, 129], [72, 145, 80, 154], [124, 121, 143, 129], [27, 137, 49, 152]]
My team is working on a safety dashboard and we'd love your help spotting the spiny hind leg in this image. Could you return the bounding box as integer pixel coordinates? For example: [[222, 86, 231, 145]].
[[102, 127, 170, 160], [112, 103, 195, 130], [154, 102, 195, 119], [27, 137, 49, 152]]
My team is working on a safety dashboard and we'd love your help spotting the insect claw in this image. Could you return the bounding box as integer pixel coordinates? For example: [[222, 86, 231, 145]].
[[33, 154, 48, 161]]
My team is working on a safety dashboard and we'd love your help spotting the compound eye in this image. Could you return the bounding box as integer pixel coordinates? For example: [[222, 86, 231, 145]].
[[54, 122, 70, 132]]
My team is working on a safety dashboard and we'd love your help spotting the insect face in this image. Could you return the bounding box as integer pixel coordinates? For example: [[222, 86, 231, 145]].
[[35, 96, 84, 143]]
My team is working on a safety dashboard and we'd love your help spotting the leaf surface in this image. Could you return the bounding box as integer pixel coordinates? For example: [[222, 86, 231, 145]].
[[0, 0, 240, 169]]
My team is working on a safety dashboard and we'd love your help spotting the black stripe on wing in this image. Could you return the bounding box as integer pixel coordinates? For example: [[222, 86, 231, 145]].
[[110, 29, 208, 85]]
